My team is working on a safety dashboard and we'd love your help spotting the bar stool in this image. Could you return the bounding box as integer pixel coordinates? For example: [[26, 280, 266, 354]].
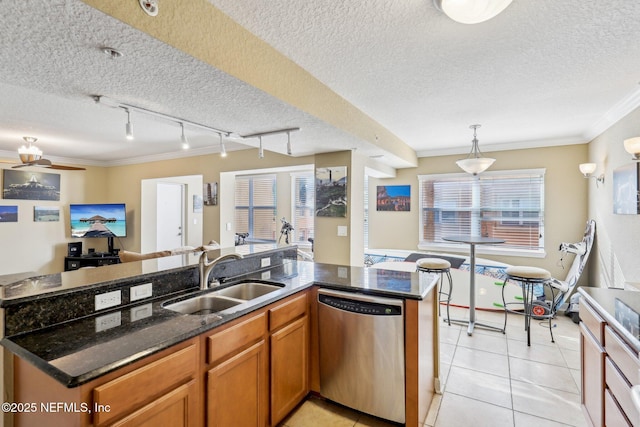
[[501, 266, 554, 346], [417, 258, 453, 325]]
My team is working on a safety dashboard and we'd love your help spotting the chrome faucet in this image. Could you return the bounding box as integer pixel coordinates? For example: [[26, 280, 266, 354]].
[[199, 252, 244, 290]]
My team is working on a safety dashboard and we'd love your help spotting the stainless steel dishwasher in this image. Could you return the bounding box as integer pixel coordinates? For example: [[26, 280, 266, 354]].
[[318, 288, 405, 424]]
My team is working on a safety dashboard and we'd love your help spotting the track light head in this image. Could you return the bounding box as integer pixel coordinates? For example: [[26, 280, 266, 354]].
[[125, 108, 134, 141], [258, 136, 264, 159], [286, 131, 292, 155], [219, 133, 227, 158], [180, 123, 189, 150]]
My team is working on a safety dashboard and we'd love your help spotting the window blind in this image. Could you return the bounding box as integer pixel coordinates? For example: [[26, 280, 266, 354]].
[[419, 169, 545, 253], [292, 173, 314, 244], [235, 174, 277, 242]]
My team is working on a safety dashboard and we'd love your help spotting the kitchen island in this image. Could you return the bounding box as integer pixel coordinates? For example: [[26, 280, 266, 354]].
[[1, 246, 439, 426]]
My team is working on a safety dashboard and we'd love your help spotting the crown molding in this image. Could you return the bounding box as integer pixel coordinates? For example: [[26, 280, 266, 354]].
[[583, 87, 640, 142]]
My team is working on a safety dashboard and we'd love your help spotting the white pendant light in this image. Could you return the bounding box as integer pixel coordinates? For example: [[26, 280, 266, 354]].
[[434, 0, 513, 24], [456, 124, 495, 175], [18, 136, 43, 163]]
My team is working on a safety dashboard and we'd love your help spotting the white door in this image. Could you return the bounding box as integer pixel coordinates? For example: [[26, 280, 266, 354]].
[[156, 182, 184, 251]]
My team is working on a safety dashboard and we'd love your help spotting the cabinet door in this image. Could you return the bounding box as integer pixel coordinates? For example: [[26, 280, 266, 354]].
[[111, 380, 198, 427], [271, 316, 309, 426], [207, 340, 268, 427], [581, 323, 605, 427]]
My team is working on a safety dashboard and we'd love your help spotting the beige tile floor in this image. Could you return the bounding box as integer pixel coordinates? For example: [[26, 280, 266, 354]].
[[279, 307, 587, 427]]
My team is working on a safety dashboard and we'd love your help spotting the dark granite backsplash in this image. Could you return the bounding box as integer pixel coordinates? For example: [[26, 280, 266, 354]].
[[3, 246, 298, 337]]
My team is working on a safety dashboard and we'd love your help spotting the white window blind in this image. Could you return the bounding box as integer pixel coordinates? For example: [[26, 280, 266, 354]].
[[292, 173, 314, 244], [235, 174, 277, 242], [419, 169, 545, 254]]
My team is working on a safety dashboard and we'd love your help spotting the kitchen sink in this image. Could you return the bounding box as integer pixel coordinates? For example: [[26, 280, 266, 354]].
[[163, 295, 242, 316], [216, 282, 284, 300], [163, 280, 285, 315]]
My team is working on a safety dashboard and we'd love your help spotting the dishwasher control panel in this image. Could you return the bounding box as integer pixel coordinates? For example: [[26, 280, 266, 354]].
[[318, 294, 402, 315]]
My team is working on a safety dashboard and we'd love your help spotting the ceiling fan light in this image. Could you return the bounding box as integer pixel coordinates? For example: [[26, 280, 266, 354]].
[[18, 137, 43, 163], [436, 0, 513, 24]]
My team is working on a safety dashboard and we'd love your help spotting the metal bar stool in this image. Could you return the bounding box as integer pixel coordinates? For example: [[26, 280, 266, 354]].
[[417, 258, 453, 325], [501, 266, 553, 346]]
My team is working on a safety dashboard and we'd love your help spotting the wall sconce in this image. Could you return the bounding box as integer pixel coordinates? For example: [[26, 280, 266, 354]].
[[624, 137, 640, 160], [579, 163, 604, 187]]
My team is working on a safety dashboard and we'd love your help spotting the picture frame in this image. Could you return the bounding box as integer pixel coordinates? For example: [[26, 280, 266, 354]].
[[376, 185, 411, 211], [203, 182, 218, 206], [315, 166, 347, 217], [0, 205, 18, 222], [613, 163, 640, 214], [34, 206, 60, 222], [3, 169, 61, 201]]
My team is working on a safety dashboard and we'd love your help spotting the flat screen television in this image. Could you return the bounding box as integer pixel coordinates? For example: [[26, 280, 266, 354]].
[[70, 203, 127, 255]]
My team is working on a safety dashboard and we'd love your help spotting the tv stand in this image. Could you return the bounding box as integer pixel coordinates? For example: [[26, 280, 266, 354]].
[[64, 254, 120, 271]]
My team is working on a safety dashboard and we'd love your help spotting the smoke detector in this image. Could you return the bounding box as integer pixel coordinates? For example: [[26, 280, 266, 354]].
[[139, 0, 159, 17]]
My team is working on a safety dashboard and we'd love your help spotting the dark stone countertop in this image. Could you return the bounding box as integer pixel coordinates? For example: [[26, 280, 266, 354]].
[[578, 287, 640, 353], [1, 260, 438, 388]]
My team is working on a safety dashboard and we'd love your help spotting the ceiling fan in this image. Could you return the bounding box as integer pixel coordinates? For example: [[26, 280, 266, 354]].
[[1, 137, 85, 171]]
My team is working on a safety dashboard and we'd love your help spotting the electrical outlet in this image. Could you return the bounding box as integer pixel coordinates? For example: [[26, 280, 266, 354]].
[[130, 283, 153, 302], [261, 271, 271, 280], [261, 257, 271, 268], [95, 311, 121, 332], [95, 290, 122, 311]]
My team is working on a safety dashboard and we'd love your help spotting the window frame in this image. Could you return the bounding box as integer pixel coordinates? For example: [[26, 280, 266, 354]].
[[290, 172, 314, 247], [418, 168, 546, 258], [235, 174, 277, 242]]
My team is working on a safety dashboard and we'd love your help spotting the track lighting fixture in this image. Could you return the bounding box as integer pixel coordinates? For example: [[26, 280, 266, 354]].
[[258, 136, 264, 159], [219, 133, 227, 158], [180, 123, 189, 150], [125, 108, 134, 141]]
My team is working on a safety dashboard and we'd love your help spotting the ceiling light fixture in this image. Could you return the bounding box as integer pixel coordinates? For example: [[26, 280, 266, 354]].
[[286, 131, 292, 156], [579, 163, 604, 187], [93, 96, 300, 155], [623, 137, 640, 160], [456, 124, 495, 175], [258, 136, 264, 159], [180, 123, 189, 150], [124, 108, 134, 141], [18, 136, 43, 163], [433, 0, 512, 24], [101, 47, 123, 59], [219, 133, 227, 158], [243, 127, 300, 159]]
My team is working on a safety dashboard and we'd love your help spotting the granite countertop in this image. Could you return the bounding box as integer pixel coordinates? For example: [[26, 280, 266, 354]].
[[578, 287, 640, 352], [1, 260, 438, 388]]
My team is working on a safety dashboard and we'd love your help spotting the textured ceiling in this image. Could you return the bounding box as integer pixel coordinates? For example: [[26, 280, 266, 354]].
[[1, 0, 640, 168]]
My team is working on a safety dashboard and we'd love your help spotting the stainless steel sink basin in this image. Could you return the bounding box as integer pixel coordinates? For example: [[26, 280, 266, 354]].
[[163, 295, 242, 316], [163, 281, 284, 315], [216, 282, 283, 300]]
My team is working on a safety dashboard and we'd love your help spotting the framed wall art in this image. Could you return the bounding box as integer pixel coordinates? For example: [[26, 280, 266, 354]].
[[204, 182, 218, 206], [315, 166, 347, 217], [2, 169, 60, 201], [376, 185, 411, 211], [34, 206, 60, 222], [613, 163, 640, 215], [0, 205, 18, 222]]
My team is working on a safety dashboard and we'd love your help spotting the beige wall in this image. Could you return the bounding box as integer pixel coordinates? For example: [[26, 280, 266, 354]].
[[587, 106, 640, 288], [368, 144, 590, 280], [0, 165, 107, 275]]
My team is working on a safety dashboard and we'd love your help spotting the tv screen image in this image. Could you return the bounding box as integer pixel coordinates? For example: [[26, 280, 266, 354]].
[[70, 203, 127, 238]]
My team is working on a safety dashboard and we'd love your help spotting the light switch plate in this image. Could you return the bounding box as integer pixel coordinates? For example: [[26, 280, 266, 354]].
[[131, 283, 153, 301], [337, 226, 348, 236], [261, 257, 271, 268]]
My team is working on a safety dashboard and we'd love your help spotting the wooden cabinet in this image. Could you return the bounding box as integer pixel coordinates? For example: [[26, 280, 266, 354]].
[[269, 293, 309, 425], [203, 311, 269, 427], [207, 341, 268, 427], [580, 294, 640, 427]]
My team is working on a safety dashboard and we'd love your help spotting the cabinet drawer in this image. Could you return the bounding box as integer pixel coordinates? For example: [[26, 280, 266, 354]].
[[208, 312, 266, 365], [94, 343, 197, 426], [605, 326, 640, 385], [580, 298, 605, 343], [605, 389, 632, 427], [605, 357, 639, 425], [269, 292, 307, 331]]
